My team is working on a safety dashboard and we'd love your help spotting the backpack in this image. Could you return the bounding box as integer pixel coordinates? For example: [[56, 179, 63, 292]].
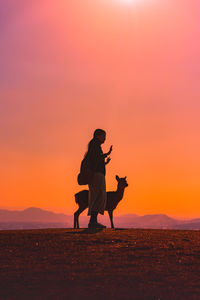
[[77, 156, 94, 185]]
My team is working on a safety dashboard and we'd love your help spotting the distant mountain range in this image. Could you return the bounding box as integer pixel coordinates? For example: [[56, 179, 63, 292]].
[[0, 207, 68, 222], [0, 207, 200, 230]]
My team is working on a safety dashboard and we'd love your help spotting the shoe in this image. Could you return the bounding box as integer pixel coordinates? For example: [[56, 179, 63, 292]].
[[88, 222, 106, 229], [95, 222, 106, 229], [88, 222, 96, 229]]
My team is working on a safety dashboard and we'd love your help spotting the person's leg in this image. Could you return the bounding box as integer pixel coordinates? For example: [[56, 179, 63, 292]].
[[88, 211, 106, 228], [94, 174, 106, 228], [89, 211, 98, 224], [88, 211, 98, 228], [95, 173, 107, 216], [87, 173, 106, 228]]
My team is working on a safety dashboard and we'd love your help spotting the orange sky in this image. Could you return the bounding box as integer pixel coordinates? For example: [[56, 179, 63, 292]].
[[0, 0, 200, 218]]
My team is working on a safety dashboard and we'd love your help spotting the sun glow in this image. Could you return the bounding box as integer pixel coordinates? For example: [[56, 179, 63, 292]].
[[117, 0, 150, 5], [119, 0, 141, 3]]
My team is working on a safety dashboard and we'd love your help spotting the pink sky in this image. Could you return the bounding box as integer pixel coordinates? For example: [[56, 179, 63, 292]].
[[0, 0, 200, 218]]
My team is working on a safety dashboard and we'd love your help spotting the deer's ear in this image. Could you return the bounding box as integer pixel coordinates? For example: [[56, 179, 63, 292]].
[[116, 175, 119, 181], [125, 176, 127, 179]]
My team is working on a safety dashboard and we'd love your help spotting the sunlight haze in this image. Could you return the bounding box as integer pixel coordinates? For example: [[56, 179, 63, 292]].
[[0, 0, 200, 218]]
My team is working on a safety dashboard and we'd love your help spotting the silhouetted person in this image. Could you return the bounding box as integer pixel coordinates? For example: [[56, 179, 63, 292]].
[[85, 129, 113, 229]]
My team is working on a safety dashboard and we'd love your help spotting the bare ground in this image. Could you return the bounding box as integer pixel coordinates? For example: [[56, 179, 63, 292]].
[[0, 228, 200, 300]]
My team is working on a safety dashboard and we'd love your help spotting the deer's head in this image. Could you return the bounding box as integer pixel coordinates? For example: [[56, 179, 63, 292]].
[[116, 175, 128, 190]]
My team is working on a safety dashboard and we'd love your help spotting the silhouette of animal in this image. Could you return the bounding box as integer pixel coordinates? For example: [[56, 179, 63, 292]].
[[74, 175, 128, 229]]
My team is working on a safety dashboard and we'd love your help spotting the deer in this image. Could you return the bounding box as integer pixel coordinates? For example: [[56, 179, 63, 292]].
[[74, 175, 128, 229]]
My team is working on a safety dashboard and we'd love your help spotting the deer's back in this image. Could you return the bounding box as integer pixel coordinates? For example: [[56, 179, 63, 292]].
[[75, 190, 121, 211], [75, 190, 89, 205]]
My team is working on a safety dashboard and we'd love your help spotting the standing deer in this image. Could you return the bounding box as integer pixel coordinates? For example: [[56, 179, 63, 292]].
[[74, 175, 128, 229]]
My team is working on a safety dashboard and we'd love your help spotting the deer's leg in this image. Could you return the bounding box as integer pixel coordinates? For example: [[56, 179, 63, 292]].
[[108, 210, 114, 228], [74, 205, 87, 229], [74, 211, 78, 228]]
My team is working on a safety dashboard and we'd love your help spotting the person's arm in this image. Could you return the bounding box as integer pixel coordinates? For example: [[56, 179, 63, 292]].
[[105, 157, 111, 165], [101, 145, 113, 159], [102, 153, 108, 159]]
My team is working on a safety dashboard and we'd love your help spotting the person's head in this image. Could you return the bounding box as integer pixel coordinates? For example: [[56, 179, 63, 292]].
[[93, 129, 106, 144]]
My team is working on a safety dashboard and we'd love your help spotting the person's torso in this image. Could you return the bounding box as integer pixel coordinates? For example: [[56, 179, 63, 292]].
[[87, 139, 105, 175]]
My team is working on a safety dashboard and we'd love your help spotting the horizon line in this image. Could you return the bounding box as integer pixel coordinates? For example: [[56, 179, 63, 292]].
[[0, 206, 199, 221]]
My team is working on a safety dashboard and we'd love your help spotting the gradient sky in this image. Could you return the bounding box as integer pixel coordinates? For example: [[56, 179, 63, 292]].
[[1, 0, 200, 218]]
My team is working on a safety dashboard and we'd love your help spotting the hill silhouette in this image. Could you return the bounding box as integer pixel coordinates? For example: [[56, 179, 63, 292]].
[[0, 208, 200, 230], [0, 207, 68, 222]]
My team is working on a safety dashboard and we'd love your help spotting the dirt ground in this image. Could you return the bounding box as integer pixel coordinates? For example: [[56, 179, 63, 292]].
[[0, 228, 200, 300]]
